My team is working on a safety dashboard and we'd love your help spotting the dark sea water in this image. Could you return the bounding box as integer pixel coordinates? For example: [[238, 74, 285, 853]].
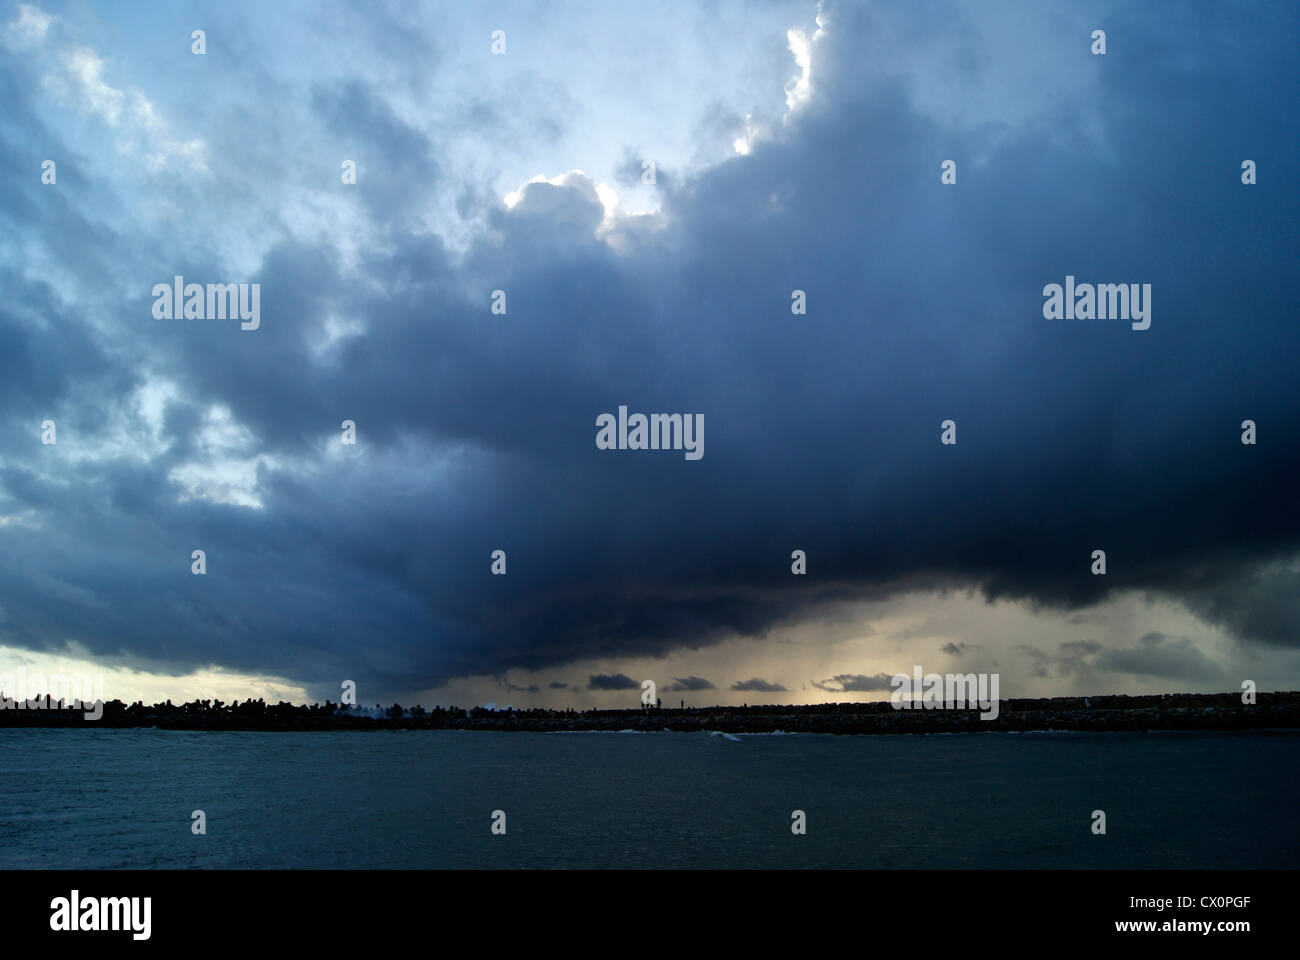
[[1, 728, 1296, 869]]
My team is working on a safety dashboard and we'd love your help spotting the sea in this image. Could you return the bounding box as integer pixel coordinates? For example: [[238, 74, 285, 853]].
[[1, 728, 1296, 869]]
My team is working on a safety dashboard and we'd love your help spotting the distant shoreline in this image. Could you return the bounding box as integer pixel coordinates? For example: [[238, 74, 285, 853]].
[[2, 691, 1296, 735]]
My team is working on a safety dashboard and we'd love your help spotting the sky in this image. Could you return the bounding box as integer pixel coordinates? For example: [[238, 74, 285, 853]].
[[0, 0, 1297, 710]]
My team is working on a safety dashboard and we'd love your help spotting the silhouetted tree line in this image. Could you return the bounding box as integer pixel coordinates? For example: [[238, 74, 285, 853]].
[[0, 694, 649, 729], [0, 690, 1294, 733]]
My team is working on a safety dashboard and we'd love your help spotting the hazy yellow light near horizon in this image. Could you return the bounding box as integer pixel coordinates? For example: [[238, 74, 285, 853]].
[[0, 644, 308, 705]]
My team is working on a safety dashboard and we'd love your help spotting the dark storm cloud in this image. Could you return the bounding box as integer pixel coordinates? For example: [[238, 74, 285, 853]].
[[731, 678, 787, 693], [587, 674, 639, 691], [1017, 641, 1102, 680], [813, 673, 896, 692], [670, 676, 714, 692], [499, 679, 540, 694], [1097, 633, 1225, 683], [1018, 634, 1226, 685], [0, 1, 1296, 701], [941, 642, 967, 657]]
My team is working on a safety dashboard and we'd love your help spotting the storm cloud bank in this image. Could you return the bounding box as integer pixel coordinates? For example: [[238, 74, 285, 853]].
[[0, 1, 1296, 700]]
